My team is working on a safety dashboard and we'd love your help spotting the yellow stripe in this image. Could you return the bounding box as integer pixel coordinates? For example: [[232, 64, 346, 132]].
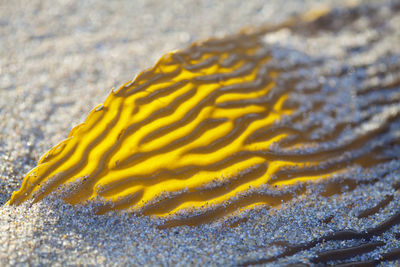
[[8, 20, 398, 226]]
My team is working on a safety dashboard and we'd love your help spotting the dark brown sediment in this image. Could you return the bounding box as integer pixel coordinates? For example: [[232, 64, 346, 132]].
[[357, 195, 394, 218], [240, 211, 400, 266], [310, 241, 384, 264]]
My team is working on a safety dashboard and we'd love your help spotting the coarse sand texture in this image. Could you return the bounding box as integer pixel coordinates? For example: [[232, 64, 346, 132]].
[[1, 0, 400, 266]]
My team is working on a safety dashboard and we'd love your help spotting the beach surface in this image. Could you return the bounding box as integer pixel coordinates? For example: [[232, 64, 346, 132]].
[[1, 0, 400, 266]]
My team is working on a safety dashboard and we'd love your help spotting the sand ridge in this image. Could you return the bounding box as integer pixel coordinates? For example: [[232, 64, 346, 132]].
[[1, 0, 400, 266]]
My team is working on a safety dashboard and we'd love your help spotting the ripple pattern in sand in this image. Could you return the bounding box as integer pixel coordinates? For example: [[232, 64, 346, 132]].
[[9, 8, 400, 226]]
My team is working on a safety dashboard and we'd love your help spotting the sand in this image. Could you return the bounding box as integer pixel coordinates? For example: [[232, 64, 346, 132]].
[[1, 0, 400, 266]]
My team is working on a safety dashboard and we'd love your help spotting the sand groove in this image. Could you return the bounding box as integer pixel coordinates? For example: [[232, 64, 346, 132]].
[[8, 7, 400, 225]]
